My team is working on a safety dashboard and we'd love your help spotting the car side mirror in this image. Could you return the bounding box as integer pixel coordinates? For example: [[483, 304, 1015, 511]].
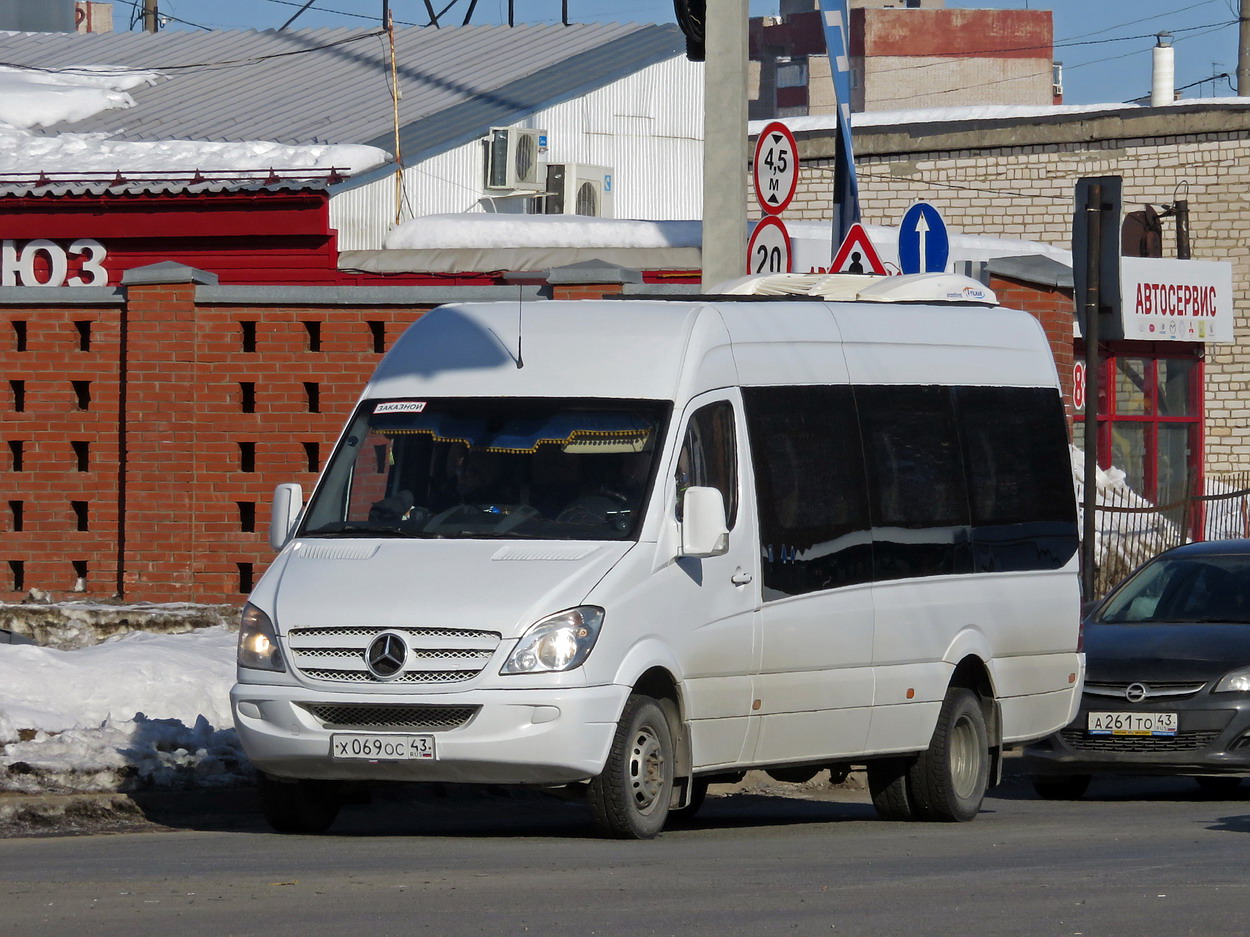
[[679, 486, 729, 558], [269, 483, 303, 551]]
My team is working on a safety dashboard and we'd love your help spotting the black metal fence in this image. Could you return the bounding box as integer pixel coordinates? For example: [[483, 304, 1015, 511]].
[[1087, 470, 1250, 598]]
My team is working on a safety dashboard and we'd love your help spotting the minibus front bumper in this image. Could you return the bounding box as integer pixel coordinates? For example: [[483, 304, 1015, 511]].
[[230, 682, 630, 785]]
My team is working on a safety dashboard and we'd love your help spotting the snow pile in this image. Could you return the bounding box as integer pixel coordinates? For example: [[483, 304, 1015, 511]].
[[0, 627, 250, 793], [0, 600, 239, 650], [1201, 476, 1250, 541], [0, 64, 389, 177], [1071, 446, 1183, 590]]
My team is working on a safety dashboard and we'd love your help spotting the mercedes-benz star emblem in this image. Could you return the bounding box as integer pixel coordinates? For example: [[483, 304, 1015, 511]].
[[1124, 682, 1148, 703], [366, 631, 408, 680]]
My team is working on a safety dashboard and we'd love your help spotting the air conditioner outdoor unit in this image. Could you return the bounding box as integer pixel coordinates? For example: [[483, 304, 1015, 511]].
[[544, 163, 615, 218], [486, 127, 546, 192]]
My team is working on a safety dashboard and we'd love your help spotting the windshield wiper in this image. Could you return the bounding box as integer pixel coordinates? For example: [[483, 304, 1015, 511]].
[[302, 523, 440, 539]]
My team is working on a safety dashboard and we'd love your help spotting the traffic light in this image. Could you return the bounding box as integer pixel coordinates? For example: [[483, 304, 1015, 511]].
[[673, 0, 706, 62]]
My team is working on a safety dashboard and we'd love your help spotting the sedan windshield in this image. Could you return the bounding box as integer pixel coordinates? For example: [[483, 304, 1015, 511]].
[[1098, 553, 1250, 624], [301, 397, 668, 541]]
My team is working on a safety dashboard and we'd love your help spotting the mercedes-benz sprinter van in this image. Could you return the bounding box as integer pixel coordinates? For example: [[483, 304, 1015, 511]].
[[232, 274, 1083, 838]]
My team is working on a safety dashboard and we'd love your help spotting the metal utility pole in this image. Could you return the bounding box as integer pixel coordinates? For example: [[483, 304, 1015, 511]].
[[701, 0, 749, 291], [143, 0, 158, 32], [1175, 200, 1191, 259], [1081, 185, 1103, 604], [1241, 0, 1250, 95]]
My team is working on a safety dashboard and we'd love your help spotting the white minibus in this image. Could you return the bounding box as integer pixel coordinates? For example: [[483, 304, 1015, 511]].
[[231, 274, 1083, 838]]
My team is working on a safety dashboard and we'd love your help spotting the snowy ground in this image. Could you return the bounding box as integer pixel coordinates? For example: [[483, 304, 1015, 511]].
[[0, 627, 250, 795]]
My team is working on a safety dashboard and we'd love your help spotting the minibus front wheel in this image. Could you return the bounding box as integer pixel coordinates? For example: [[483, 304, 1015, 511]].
[[587, 694, 674, 839]]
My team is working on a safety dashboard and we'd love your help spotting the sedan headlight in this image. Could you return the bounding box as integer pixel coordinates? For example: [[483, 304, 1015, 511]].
[[1214, 666, 1250, 693], [501, 607, 604, 675], [237, 603, 286, 672]]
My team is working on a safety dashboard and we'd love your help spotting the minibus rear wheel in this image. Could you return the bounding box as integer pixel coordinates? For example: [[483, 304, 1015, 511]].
[[866, 757, 916, 820], [588, 695, 674, 839], [907, 688, 989, 822], [258, 773, 341, 834]]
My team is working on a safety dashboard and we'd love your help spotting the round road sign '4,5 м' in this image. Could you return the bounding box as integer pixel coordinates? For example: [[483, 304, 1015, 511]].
[[753, 121, 799, 215]]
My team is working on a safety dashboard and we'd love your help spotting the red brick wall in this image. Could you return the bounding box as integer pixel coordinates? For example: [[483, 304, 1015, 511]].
[[855, 9, 1053, 59], [2, 302, 122, 597], [989, 274, 1077, 431], [3, 270, 1077, 605], [1, 275, 436, 605]]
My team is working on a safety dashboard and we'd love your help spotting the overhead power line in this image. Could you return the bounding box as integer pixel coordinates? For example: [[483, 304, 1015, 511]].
[[0, 29, 386, 75]]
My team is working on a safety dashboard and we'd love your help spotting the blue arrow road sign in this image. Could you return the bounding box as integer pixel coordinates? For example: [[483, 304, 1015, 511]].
[[898, 202, 949, 274]]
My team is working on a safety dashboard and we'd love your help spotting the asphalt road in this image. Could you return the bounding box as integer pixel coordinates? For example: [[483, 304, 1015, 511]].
[[2, 771, 1248, 937]]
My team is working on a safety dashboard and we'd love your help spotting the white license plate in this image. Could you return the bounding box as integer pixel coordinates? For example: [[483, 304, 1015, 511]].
[[330, 733, 436, 761], [1087, 711, 1178, 737]]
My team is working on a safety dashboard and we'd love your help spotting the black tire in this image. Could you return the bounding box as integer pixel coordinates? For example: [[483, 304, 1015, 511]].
[[1193, 775, 1243, 795], [258, 774, 341, 834], [867, 757, 917, 821], [907, 688, 990, 822], [1031, 774, 1092, 800], [666, 777, 710, 827], [588, 695, 674, 839]]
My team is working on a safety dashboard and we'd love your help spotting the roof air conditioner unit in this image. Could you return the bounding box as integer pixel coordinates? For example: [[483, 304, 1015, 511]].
[[544, 163, 615, 218], [486, 127, 546, 192]]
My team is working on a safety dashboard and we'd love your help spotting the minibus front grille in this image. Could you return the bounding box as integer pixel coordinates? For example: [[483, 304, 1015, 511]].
[[284, 625, 502, 685], [299, 668, 484, 684], [302, 703, 479, 731]]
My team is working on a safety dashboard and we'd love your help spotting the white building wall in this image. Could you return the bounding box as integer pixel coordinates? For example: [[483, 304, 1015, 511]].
[[330, 56, 705, 250]]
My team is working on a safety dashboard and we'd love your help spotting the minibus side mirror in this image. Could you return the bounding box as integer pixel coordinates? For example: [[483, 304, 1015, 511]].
[[679, 486, 729, 558], [269, 483, 304, 551]]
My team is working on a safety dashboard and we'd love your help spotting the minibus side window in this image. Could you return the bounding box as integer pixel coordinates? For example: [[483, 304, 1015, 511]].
[[742, 385, 872, 598], [953, 385, 1079, 571], [676, 402, 738, 527], [856, 385, 972, 581]]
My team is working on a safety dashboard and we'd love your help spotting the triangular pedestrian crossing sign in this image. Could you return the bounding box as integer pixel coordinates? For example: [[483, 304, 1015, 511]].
[[830, 223, 887, 275]]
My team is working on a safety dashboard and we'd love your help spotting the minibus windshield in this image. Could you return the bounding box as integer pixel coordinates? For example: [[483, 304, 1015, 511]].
[[301, 398, 669, 541]]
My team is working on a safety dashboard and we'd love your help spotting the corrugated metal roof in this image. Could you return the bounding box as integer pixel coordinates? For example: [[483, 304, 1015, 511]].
[[0, 23, 685, 158], [0, 177, 333, 198]]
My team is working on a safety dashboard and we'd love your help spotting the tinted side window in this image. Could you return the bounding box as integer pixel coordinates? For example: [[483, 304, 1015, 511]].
[[676, 401, 738, 527], [743, 385, 872, 599], [856, 385, 971, 581], [954, 386, 1079, 571]]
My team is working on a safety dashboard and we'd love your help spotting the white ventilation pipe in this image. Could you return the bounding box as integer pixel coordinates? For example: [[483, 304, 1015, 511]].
[[1152, 32, 1175, 106]]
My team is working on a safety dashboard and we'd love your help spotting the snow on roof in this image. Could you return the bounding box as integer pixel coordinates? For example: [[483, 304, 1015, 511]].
[[0, 61, 389, 182], [383, 214, 1069, 270], [384, 213, 703, 251], [751, 97, 1250, 135], [0, 25, 686, 163]]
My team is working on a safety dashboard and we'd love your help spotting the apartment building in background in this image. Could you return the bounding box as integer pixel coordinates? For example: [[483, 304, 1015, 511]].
[[751, 0, 1060, 119]]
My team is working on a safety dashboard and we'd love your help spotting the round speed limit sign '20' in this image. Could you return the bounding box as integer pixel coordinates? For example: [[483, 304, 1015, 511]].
[[747, 216, 792, 275], [753, 121, 799, 216]]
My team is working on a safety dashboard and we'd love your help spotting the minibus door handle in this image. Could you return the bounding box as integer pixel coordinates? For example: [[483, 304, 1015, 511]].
[[731, 568, 753, 586]]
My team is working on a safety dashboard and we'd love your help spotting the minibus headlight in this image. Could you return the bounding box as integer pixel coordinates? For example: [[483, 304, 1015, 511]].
[[502, 607, 604, 675], [238, 603, 286, 672]]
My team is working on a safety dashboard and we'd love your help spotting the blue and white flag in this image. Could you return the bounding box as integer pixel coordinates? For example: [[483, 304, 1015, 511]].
[[816, 0, 861, 246]]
